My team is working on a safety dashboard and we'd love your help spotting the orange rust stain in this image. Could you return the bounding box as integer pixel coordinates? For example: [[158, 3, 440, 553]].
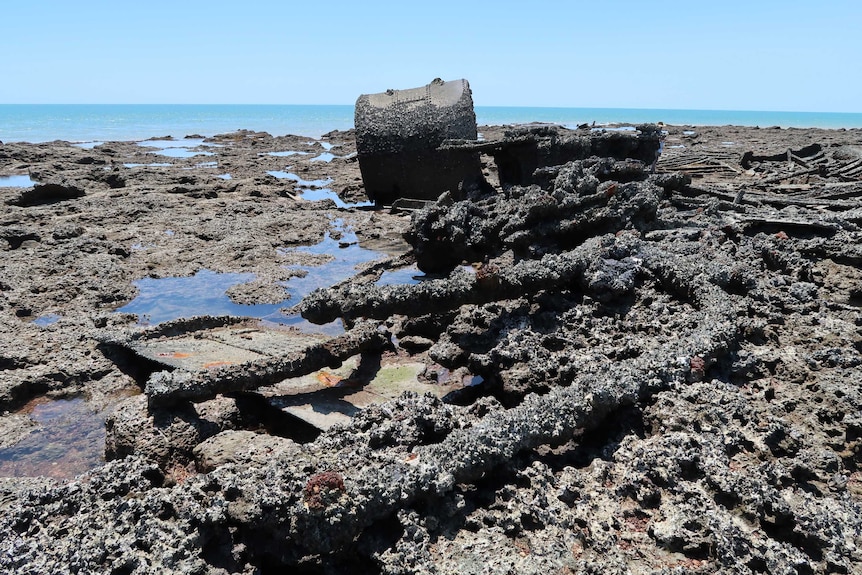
[[157, 352, 192, 359], [316, 371, 343, 387]]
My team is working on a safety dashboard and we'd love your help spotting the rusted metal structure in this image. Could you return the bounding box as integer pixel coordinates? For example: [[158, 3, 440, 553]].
[[443, 123, 665, 188], [354, 78, 483, 204], [355, 78, 665, 203]]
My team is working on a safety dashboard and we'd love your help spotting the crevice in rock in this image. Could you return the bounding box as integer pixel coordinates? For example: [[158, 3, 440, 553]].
[[200, 525, 249, 574], [759, 506, 826, 563], [254, 547, 381, 575], [1, 231, 40, 250], [0, 355, 28, 371], [232, 392, 321, 444], [535, 403, 649, 470], [97, 342, 169, 388], [355, 514, 405, 570], [0, 379, 51, 414]]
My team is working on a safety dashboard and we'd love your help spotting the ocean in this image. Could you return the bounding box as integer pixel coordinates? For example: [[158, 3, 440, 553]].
[[1, 104, 861, 144]]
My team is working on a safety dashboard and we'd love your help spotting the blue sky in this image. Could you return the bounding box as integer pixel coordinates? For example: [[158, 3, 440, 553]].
[[2, 0, 859, 112]]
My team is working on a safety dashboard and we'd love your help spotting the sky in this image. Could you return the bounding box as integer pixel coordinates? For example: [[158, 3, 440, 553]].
[[1, 0, 860, 112]]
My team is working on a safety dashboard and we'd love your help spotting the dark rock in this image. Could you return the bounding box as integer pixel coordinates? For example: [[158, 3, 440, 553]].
[[355, 78, 482, 204], [50, 224, 84, 240], [8, 180, 85, 206]]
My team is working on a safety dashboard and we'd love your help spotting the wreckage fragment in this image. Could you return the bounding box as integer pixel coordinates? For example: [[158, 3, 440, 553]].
[[442, 123, 664, 188], [144, 320, 388, 407], [355, 78, 662, 203], [354, 78, 483, 204], [405, 158, 669, 273], [100, 317, 389, 407], [227, 239, 743, 561], [262, 358, 464, 431]]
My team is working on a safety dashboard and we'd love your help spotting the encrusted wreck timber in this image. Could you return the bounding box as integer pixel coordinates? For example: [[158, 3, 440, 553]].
[[404, 158, 671, 273], [441, 123, 664, 188], [300, 177, 667, 324], [229, 244, 741, 561], [300, 240, 595, 325]]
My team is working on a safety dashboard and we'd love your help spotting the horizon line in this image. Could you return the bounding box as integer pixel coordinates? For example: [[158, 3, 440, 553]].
[[1, 103, 861, 116]]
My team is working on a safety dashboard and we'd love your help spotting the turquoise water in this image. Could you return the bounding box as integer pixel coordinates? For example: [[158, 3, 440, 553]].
[[0, 105, 355, 143], [2, 105, 861, 144]]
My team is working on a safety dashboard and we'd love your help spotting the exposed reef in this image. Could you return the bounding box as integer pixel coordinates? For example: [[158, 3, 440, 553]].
[[0, 123, 861, 573]]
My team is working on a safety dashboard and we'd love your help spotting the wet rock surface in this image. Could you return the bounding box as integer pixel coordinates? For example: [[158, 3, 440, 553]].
[[1, 124, 862, 573]]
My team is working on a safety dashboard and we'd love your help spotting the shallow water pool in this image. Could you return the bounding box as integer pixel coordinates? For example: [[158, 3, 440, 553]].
[[117, 269, 275, 325], [138, 139, 219, 158], [0, 397, 115, 478], [267, 170, 333, 188], [0, 174, 37, 187], [152, 148, 215, 158], [137, 138, 207, 148], [310, 152, 336, 163], [33, 314, 62, 327], [297, 188, 373, 209], [116, 222, 385, 331], [277, 225, 382, 304], [376, 265, 425, 286], [264, 150, 309, 157]]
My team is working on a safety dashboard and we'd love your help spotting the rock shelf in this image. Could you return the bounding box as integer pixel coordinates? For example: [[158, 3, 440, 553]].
[[0, 124, 861, 573]]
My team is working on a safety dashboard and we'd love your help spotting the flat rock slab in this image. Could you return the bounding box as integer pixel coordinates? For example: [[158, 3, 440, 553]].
[[262, 359, 461, 430], [127, 323, 329, 372]]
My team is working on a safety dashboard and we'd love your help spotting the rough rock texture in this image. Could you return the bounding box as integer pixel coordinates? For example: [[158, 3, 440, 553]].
[[1, 124, 862, 573], [193, 430, 302, 472], [105, 394, 247, 468], [355, 78, 481, 204]]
